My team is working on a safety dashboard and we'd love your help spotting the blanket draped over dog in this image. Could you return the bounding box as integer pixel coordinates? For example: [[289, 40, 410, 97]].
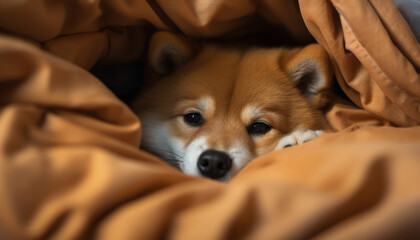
[[0, 0, 419, 239]]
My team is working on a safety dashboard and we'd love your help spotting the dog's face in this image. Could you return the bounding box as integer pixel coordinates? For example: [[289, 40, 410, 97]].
[[133, 32, 332, 181]]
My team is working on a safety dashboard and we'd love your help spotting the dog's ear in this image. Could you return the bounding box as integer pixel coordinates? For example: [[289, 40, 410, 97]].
[[285, 44, 333, 108], [148, 31, 194, 75]]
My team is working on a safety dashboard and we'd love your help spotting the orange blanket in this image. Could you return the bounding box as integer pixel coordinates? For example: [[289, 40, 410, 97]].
[[0, 0, 419, 239]]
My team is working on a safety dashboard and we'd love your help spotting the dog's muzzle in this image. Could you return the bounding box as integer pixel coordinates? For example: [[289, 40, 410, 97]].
[[197, 150, 232, 179]]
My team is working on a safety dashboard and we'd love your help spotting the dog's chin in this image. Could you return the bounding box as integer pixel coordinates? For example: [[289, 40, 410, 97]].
[[179, 164, 234, 181], [213, 174, 232, 182], [191, 171, 233, 182]]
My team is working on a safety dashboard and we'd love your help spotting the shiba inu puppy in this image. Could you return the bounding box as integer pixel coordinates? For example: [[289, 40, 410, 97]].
[[133, 32, 333, 181]]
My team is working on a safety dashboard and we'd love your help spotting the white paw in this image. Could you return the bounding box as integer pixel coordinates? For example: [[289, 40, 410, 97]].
[[275, 130, 324, 149]]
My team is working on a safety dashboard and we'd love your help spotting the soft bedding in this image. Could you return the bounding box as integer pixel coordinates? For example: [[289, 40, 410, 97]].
[[0, 0, 419, 239]]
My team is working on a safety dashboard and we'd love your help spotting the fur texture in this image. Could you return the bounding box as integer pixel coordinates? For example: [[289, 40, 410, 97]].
[[133, 32, 333, 181]]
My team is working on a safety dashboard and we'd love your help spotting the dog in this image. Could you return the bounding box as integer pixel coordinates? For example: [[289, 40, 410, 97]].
[[132, 31, 333, 181]]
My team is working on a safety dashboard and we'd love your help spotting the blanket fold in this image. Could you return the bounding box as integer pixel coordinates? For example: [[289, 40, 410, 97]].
[[0, 0, 419, 239]]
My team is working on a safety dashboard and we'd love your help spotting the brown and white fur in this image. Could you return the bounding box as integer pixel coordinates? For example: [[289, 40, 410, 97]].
[[132, 32, 333, 181]]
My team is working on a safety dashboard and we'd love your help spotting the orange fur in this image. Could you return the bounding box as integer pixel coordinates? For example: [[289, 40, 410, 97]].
[[132, 32, 333, 179]]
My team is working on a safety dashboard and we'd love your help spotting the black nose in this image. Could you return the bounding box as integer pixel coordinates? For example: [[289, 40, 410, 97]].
[[197, 150, 232, 179]]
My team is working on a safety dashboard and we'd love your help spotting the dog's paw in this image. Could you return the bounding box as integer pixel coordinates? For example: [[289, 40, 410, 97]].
[[275, 130, 325, 149]]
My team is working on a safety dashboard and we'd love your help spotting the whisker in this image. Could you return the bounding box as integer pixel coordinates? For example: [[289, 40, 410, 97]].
[[146, 146, 184, 159], [164, 158, 182, 162]]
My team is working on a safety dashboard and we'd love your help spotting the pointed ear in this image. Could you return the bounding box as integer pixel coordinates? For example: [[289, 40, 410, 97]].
[[148, 31, 194, 75], [285, 44, 333, 108]]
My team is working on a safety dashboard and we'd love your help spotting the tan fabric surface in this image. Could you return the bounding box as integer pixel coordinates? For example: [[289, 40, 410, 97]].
[[300, 0, 420, 127], [0, 0, 419, 239]]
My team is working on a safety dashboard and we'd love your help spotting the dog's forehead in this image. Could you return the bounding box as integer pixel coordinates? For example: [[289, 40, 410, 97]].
[[197, 97, 214, 111], [175, 96, 215, 114], [240, 105, 261, 121], [169, 46, 296, 114]]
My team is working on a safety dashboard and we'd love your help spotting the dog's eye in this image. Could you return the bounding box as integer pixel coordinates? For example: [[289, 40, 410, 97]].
[[247, 121, 272, 136], [183, 112, 204, 127]]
